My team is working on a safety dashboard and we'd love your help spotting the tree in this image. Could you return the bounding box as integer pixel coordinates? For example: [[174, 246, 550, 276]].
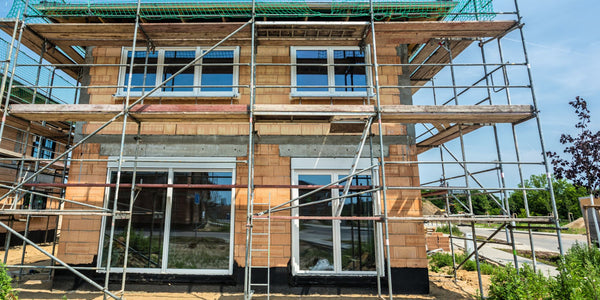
[[508, 174, 587, 220], [547, 97, 600, 197]]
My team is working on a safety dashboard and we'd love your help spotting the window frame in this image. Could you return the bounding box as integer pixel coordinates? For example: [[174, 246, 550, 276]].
[[97, 157, 237, 276], [290, 46, 372, 98], [117, 47, 240, 98], [290, 158, 383, 276], [31, 137, 56, 159]]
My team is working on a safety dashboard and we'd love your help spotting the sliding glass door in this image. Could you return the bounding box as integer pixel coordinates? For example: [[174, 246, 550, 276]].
[[292, 170, 378, 275], [100, 168, 234, 275]]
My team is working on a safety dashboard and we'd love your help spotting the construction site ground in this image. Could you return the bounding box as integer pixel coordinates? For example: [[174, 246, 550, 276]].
[[2, 245, 482, 299]]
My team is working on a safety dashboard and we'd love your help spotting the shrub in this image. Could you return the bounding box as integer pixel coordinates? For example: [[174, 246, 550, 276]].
[[0, 263, 17, 299], [430, 252, 454, 268], [488, 244, 600, 299], [488, 263, 552, 300], [552, 243, 600, 300]]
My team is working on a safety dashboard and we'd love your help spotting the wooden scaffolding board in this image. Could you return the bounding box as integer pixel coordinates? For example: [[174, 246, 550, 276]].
[[9, 103, 533, 124], [0, 20, 515, 48]]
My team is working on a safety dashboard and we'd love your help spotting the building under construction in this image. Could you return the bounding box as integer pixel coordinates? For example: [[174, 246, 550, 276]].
[[0, 0, 564, 299]]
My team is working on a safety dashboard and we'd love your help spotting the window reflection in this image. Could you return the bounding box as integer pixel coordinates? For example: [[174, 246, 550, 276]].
[[338, 175, 375, 271], [169, 172, 232, 269], [296, 50, 328, 92], [298, 174, 334, 271], [201, 51, 234, 92], [125, 51, 158, 92], [102, 171, 167, 269], [163, 50, 195, 92]]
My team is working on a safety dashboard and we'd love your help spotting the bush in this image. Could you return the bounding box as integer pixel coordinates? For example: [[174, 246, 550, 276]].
[[0, 263, 17, 299], [430, 252, 454, 268], [488, 243, 600, 300], [488, 263, 552, 300], [552, 243, 600, 300], [436, 224, 464, 237]]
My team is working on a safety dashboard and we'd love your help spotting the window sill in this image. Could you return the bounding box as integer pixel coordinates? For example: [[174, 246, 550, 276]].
[[290, 93, 374, 100], [113, 93, 240, 101]]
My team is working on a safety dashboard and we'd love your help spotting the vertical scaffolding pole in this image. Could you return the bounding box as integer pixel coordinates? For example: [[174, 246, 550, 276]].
[[432, 78, 458, 281], [494, 37, 538, 270], [103, 1, 142, 298], [0, 16, 23, 145], [513, 0, 564, 256], [478, 40, 520, 271], [243, 0, 257, 298], [1, 16, 23, 265], [119, 122, 142, 296], [444, 39, 484, 298], [368, 0, 393, 298]]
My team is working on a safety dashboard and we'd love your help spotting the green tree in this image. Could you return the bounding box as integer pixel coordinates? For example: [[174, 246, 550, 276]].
[[508, 174, 587, 220]]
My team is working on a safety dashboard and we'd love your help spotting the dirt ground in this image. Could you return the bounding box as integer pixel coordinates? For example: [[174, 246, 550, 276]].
[[1, 245, 485, 300]]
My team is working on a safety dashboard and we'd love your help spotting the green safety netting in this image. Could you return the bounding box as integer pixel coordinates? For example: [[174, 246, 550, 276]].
[[7, 0, 494, 22]]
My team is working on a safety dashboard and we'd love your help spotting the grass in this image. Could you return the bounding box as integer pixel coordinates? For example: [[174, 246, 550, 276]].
[[428, 251, 495, 275], [436, 224, 464, 237]]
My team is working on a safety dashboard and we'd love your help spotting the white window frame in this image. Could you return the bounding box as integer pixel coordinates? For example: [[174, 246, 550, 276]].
[[290, 158, 383, 276], [117, 47, 240, 98], [97, 157, 237, 276], [290, 46, 372, 98]]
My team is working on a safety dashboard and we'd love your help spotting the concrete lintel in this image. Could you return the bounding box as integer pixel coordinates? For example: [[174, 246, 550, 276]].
[[280, 144, 387, 158], [99, 143, 247, 157]]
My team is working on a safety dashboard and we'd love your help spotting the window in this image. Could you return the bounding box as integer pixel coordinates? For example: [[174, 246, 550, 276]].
[[32, 137, 56, 159], [98, 158, 236, 275], [22, 194, 47, 210], [291, 46, 370, 97], [119, 47, 239, 97], [291, 158, 382, 275]]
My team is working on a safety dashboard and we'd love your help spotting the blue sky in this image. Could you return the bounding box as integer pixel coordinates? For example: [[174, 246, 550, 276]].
[[0, 0, 597, 189]]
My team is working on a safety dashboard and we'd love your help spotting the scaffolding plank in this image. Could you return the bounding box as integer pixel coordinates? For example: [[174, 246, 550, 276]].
[[416, 124, 481, 154], [375, 21, 516, 37], [0, 22, 79, 78], [18, 21, 515, 48], [410, 39, 472, 91], [9, 104, 249, 122], [10, 104, 534, 125], [381, 105, 534, 123]]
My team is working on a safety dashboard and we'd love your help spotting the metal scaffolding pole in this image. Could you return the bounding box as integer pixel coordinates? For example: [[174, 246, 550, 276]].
[[369, 0, 393, 298], [102, 1, 143, 297], [493, 36, 538, 270], [0, 17, 23, 145], [513, 0, 564, 256], [243, 0, 257, 298]]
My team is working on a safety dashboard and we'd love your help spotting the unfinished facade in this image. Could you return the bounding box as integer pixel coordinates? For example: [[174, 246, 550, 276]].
[[0, 0, 563, 299]]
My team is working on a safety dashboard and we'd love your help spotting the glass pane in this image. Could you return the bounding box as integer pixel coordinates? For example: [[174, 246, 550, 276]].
[[334, 50, 366, 92], [201, 50, 234, 92], [168, 172, 232, 269], [338, 174, 376, 271], [125, 51, 158, 92], [296, 50, 328, 92], [162, 50, 195, 92], [298, 174, 334, 271], [101, 171, 167, 269]]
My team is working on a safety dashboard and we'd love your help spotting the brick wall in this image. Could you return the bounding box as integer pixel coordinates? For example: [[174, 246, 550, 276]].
[[57, 45, 425, 271]]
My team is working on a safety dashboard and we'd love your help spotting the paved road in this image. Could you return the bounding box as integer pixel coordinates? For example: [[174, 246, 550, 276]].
[[453, 226, 587, 276], [458, 226, 587, 252]]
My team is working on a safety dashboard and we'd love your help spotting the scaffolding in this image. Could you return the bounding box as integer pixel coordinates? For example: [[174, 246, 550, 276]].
[[0, 0, 566, 299]]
